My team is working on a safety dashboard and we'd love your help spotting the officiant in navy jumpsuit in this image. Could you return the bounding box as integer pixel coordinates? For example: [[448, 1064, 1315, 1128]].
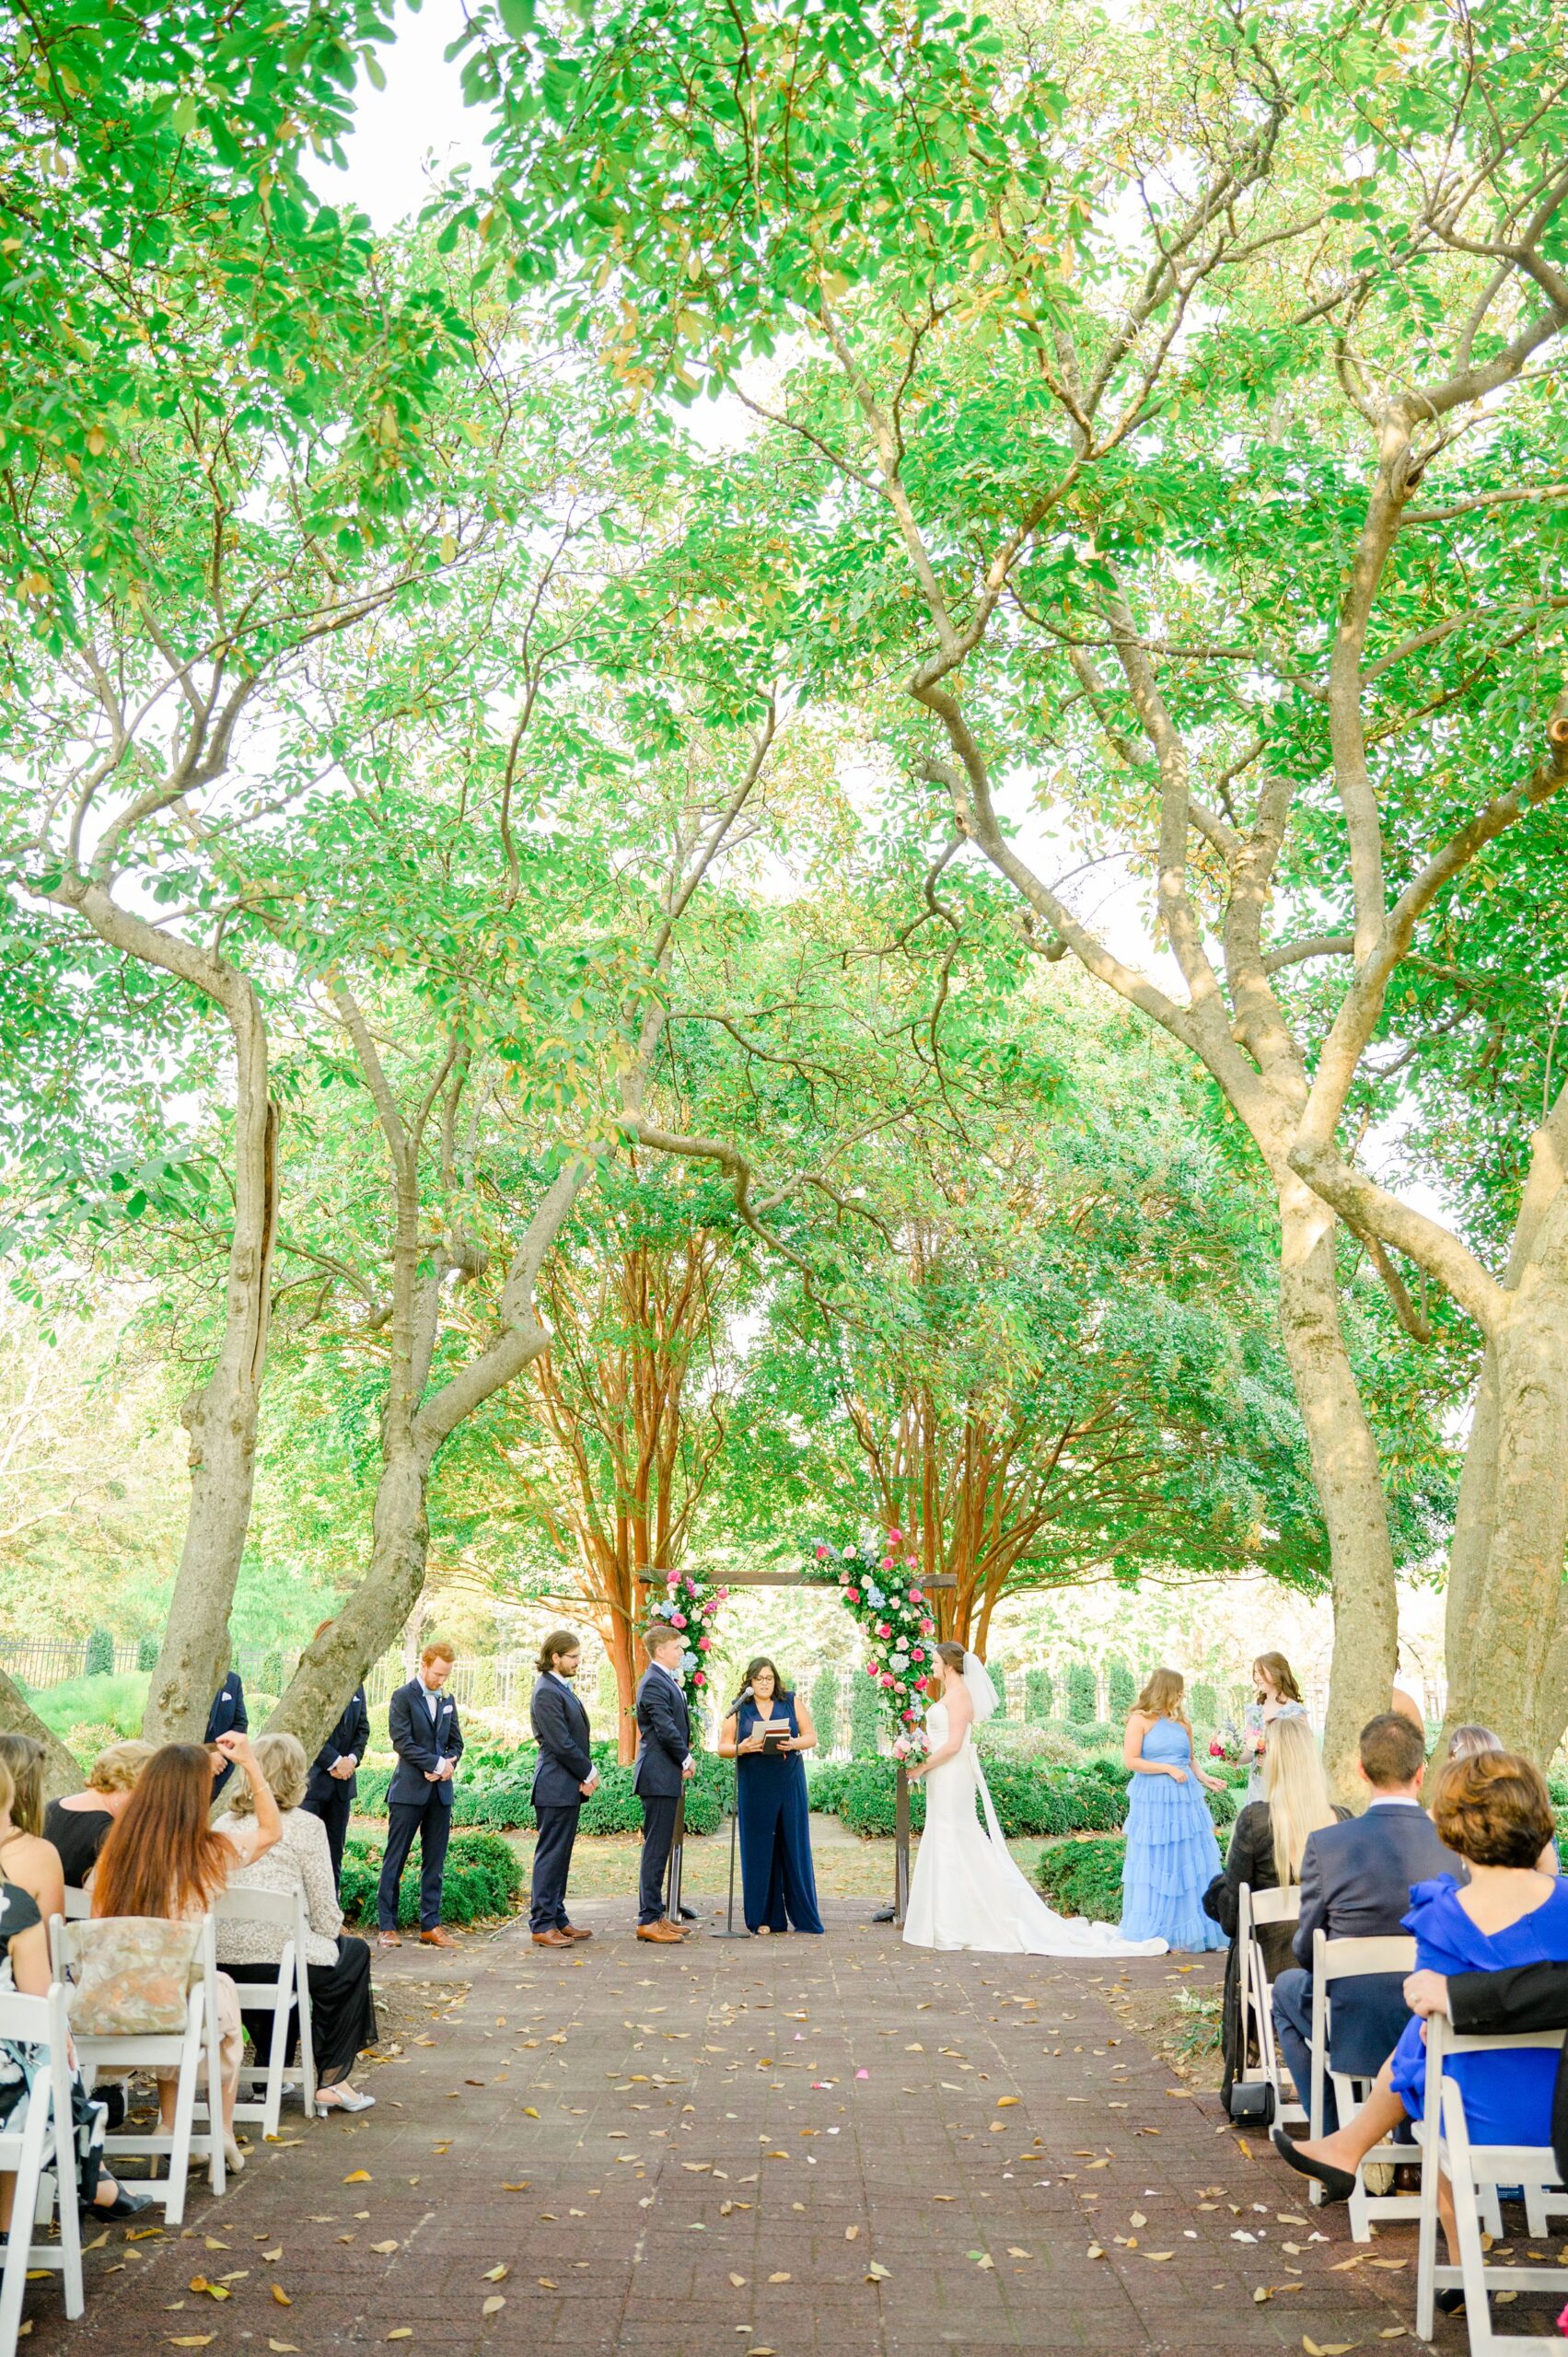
[[718, 1655, 824, 1935]]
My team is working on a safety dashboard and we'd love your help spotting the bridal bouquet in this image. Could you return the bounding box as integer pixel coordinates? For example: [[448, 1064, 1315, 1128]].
[[810, 1529, 937, 1737], [891, 1727, 930, 1763]]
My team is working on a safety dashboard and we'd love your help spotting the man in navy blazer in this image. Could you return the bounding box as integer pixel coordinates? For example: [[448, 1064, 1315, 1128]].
[[1272, 1713, 1460, 2142], [204, 1665, 248, 1796], [376, 1641, 464, 1949], [633, 1624, 695, 1944], [299, 1621, 370, 1891], [528, 1630, 599, 1949]]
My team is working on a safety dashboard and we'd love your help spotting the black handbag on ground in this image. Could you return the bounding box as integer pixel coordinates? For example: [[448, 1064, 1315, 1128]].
[[1227, 2077, 1275, 2127]]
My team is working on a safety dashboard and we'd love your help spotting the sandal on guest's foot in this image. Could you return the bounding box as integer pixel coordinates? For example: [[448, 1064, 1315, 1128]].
[[223, 2135, 246, 2175], [317, 2085, 376, 2116], [1270, 2125, 1355, 2203], [1435, 2289, 1466, 2316]]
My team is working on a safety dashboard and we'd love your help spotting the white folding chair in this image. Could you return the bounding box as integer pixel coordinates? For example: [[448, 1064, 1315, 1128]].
[[61, 1891, 90, 1922], [1415, 2014, 1566, 2351], [1310, 1931, 1426, 2239], [1240, 1883, 1303, 2125], [50, 1912, 226, 2224], [216, 1887, 315, 2137], [0, 1982, 85, 2354]]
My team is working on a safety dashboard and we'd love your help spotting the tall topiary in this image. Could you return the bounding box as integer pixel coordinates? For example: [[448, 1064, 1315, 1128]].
[[809, 1666, 841, 1752], [84, 1626, 114, 1678], [986, 1655, 1011, 1718], [135, 1634, 158, 1673], [1025, 1666, 1053, 1723], [261, 1649, 285, 1693], [849, 1668, 881, 1759], [1106, 1655, 1136, 1720], [1191, 1680, 1218, 1727], [1065, 1659, 1098, 1724]]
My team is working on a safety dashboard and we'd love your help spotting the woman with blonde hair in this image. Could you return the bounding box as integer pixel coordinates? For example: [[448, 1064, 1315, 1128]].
[[1121, 1667, 1227, 1950], [1203, 1715, 1345, 2106], [43, 1738, 155, 1891], [215, 1733, 378, 2113]]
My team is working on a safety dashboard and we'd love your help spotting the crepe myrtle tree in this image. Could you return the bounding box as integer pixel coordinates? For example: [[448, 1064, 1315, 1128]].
[[467, 0, 1568, 1772]]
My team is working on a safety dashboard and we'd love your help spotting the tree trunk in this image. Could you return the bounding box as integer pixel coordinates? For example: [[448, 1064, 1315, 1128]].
[[1276, 1183, 1399, 1803], [266, 1438, 430, 1760], [605, 1607, 638, 1765], [0, 1668, 94, 1798], [1439, 1342, 1500, 1726], [143, 1053, 277, 1743], [1446, 1191, 1568, 1754]]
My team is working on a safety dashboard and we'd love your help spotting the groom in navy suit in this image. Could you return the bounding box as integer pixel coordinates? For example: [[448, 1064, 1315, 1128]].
[[528, 1630, 598, 1949], [377, 1641, 464, 1950], [633, 1625, 694, 1944]]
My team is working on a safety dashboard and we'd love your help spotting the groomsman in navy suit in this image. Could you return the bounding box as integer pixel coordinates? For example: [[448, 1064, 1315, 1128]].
[[528, 1630, 598, 1949], [205, 1661, 248, 1796], [377, 1641, 463, 1949], [633, 1625, 694, 1944], [300, 1619, 370, 1891]]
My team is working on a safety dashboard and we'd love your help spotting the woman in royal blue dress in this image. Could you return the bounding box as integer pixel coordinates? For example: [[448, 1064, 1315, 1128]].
[[1272, 1748, 1568, 2299], [1120, 1666, 1226, 1951], [717, 1657, 824, 1935]]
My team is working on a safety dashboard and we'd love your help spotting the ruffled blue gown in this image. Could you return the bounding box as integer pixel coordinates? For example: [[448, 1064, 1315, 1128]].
[[1390, 1874, 1568, 2142], [1121, 1717, 1225, 1951]]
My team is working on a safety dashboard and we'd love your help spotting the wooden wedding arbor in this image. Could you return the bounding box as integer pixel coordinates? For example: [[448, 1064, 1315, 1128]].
[[650, 1559, 958, 1930]]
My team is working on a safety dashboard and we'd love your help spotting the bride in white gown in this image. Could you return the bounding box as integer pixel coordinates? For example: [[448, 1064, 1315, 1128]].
[[903, 1643, 1167, 1957]]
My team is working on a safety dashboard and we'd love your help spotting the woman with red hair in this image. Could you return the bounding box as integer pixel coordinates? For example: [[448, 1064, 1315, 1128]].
[[92, 1733, 280, 2176]]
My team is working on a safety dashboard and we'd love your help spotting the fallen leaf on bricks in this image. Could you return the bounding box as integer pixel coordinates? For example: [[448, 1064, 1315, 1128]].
[[768, 2271, 791, 2283], [844, 2226, 860, 2241], [343, 2170, 372, 2183], [482, 2294, 506, 2315], [865, 2261, 891, 2282], [272, 2284, 292, 2305], [370, 2241, 399, 2256], [1303, 2340, 1360, 2355], [482, 2266, 509, 2282], [729, 2273, 747, 2288]]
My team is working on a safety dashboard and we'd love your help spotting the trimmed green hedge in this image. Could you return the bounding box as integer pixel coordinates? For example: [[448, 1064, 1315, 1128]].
[[353, 1743, 725, 1838], [1036, 1835, 1126, 1924], [804, 1754, 1239, 1841], [340, 1829, 522, 1929]]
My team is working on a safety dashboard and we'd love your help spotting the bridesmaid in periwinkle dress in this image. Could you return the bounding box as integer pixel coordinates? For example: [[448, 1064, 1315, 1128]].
[[718, 1657, 824, 1935], [1121, 1667, 1226, 1951]]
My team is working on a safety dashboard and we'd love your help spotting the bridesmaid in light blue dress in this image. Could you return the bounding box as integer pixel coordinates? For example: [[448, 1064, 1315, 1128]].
[[1121, 1667, 1226, 1951]]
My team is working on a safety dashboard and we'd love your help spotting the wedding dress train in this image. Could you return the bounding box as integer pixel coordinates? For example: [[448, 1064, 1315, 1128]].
[[902, 1698, 1167, 1958]]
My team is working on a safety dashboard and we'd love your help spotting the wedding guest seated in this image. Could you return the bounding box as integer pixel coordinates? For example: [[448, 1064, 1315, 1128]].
[[0, 1734, 64, 1932], [215, 1733, 378, 2115], [0, 1756, 153, 2223], [1271, 1712, 1458, 2133], [1272, 1749, 1568, 2301], [1202, 1716, 1344, 2108], [43, 1740, 156, 1891], [1445, 1722, 1558, 1872], [92, 1733, 281, 2177]]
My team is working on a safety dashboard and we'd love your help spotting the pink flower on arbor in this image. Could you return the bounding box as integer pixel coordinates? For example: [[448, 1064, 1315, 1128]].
[[670, 1611, 688, 1629], [845, 1586, 860, 1603], [694, 1669, 707, 1687], [815, 1542, 830, 1559], [697, 1634, 711, 1650], [876, 1621, 890, 1638]]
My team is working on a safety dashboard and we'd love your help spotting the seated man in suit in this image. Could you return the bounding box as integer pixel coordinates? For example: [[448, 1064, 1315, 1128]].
[[1271, 1712, 1459, 2137], [376, 1640, 463, 1951], [528, 1630, 598, 1949], [299, 1618, 371, 1890], [205, 1661, 248, 1797]]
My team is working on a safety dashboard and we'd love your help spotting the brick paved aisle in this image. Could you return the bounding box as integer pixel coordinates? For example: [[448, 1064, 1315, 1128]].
[[28, 1898, 1494, 2356]]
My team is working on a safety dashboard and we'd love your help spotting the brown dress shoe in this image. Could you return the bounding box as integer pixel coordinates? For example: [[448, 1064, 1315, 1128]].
[[377, 1930, 402, 1949], [419, 1926, 457, 1948], [532, 1928, 573, 1948], [636, 1920, 687, 1944], [563, 1925, 593, 1942]]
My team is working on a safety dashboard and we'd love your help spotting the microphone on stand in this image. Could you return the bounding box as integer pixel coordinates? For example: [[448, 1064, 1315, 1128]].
[[712, 1689, 752, 1940]]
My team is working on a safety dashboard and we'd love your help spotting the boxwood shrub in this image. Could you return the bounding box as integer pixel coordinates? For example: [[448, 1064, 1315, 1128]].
[[1036, 1835, 1126, 1924], [340, 1829, 522, 1929], [353, 1743, 724, 1837], [803, 1752, 1237, 1841]]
